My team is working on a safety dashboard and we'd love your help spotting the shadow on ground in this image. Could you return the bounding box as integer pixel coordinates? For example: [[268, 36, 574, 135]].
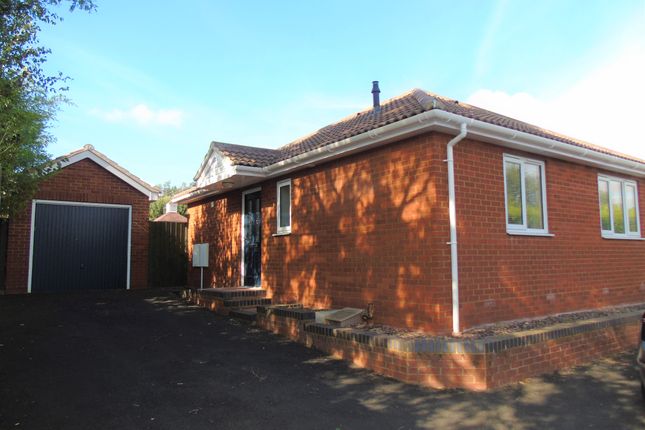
[[0, 290, 643, 430]]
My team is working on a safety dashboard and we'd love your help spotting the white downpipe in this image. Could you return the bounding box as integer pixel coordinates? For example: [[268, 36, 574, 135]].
[[446, 123, 468, 335]]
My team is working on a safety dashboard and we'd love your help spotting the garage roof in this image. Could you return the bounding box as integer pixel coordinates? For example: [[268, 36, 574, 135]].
[[54, 145, 160, 200]]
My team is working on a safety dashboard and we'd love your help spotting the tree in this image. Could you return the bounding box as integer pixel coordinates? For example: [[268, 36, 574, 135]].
[[149, 182, 188, 220], [0, 0, 95, 217]]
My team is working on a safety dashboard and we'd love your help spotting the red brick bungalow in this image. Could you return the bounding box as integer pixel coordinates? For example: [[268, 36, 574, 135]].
[[5, 145, 159, 294], [175, 85, 645, 335]]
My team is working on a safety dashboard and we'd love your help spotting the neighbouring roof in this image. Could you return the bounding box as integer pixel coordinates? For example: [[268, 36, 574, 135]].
[[54, 145, 160, 200], [213, 142, 281, 168], [206, 88, 645, 168], [153, 212, 188, 223]]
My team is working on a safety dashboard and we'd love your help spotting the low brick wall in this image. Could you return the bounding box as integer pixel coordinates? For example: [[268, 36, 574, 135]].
[[256, 308, 641, 391], [182, 289, 230, 315]]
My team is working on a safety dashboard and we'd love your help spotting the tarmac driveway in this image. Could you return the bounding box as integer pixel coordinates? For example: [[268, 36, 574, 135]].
[[0, 289, 643, 430]]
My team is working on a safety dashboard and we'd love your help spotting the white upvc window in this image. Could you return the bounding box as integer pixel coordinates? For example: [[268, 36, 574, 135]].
[[503, 154, 549, 235], [276, 178, 291, 234], [597, 175, 640, 239]]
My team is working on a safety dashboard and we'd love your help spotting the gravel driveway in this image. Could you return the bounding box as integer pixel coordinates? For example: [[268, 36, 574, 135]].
[[0, 289, 643, 429]]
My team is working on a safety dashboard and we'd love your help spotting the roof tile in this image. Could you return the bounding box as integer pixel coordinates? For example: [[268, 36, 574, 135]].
[[210, 88, 645, 167]]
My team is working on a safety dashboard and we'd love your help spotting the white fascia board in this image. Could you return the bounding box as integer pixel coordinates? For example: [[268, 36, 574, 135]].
[[453, 112, 645, 178], [193, 143, 216, 181], [180, 109, 645, 204], [174, 165, 266, 205], [62, 151, 160, 200], [195, 152, 238, 187], [262, 112, 440, 175], [263, 109, 645, 179], [234, 165, 266, 177], [173, 189, 220, 205]]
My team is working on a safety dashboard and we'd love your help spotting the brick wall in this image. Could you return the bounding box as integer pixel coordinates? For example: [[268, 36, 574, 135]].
[[186, 192, 242, 288], [5, 158, 150, 293], [188, 133, 454, 332], [453, 139, 645, 329], [187, 132, 645, 333], [254, 307, 640, 391]]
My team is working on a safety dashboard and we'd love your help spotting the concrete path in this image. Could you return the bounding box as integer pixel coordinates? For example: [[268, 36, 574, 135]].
[[0, 289, 643, 429]]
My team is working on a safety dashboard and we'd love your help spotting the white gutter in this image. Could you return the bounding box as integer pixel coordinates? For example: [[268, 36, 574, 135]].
[[263, 109, 645, 179], [177, 109, 645, 205], [446, 123, 468, 336]]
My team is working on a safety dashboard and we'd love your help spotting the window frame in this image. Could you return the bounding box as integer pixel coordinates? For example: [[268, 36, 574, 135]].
[[502, 154, 550, 235], [276, 178, 292, 235], [597, 174, 641, 239]]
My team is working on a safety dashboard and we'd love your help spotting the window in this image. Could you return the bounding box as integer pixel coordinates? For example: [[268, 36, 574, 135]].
[[276, 179, 291, 234], [503, 155, 549, 234], [598, 175, 640, 238]]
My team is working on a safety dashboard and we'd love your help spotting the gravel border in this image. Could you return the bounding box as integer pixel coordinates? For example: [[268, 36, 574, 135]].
[[352, 302, 645, 340]]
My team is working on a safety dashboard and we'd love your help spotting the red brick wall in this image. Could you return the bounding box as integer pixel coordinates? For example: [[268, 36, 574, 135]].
[[485, 321, 639, 388], [187, 132, 645, 333], [188, 133, 453, 332], [264, 133, 452, 332], [254, 307, 639, 391], [453, 138, 645, 330], [186, 192, 242, 288], [5, 158, 150, 293]]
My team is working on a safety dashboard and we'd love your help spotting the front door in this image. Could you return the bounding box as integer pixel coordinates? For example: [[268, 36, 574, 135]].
[[243, 191, 261, 287]]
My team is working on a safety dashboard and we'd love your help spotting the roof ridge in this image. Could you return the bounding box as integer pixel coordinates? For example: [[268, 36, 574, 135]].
[[201, 87, 645, 169], [213, 141, 281, 153], [85, 146, 160, 192], [278, 88, 424, 151], [54, 145, 160, 193]]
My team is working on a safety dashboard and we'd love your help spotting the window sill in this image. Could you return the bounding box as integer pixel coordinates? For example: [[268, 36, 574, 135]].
[[272, 231, 291, 237], [506, 230, 555, 237], [601, 234, 644, 241]]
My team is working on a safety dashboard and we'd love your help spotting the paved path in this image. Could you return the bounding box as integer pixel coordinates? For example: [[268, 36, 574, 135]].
[[0, 289, 643, 429]]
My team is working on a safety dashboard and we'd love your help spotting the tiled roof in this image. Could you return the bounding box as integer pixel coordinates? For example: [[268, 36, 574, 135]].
[[153, 212, 188, 223], [212, 89, 645, 167], [55, 145, 160, 193], [277, 91, 427, 161], [213, 142, 281, 167]]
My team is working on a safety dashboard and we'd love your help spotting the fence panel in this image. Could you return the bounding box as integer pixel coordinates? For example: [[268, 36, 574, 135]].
[[0, 219, 7, 291], [148, 221, 188, 287]]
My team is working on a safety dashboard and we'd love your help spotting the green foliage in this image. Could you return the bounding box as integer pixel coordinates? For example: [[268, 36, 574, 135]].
[[0, 0, 95, 217], [149, 182, 188, 220], [0, 77, 56, 216], [1, 0, 96, 90]]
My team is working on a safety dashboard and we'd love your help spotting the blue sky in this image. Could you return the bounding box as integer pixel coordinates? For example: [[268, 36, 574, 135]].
[[40, 0, 645, 187]]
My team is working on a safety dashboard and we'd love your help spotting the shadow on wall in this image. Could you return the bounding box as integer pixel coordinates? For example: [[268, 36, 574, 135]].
[[187, 194, 243, 289], [453, 140, 645, 329], [187, 132, 645, 334], [261, 134, 455, 333]]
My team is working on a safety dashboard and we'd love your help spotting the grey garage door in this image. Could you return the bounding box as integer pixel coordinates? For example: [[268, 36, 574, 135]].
[[30, 202, 130, 293]]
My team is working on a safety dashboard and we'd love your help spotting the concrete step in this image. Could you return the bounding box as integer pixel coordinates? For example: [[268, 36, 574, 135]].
[[199, 288, 267, 300], [223, 297, 272, 308], [229, 307, 258, 322]]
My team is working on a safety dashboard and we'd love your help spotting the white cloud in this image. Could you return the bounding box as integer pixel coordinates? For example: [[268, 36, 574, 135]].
[[466, 43, 645, 160], [475, 0, 509, 79], [90, 104, 184, 127]]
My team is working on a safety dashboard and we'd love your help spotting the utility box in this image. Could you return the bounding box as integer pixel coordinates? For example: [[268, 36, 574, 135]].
[[192, 243, 209, 267]]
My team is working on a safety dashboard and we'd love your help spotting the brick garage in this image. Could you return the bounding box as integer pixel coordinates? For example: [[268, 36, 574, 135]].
[[4, 145, 159, 294], [178, 87, 645, 335]]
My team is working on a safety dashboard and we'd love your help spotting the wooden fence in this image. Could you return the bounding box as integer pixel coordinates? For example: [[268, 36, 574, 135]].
[[0, 219, 7, 291], [148, 221, 188, 287]]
